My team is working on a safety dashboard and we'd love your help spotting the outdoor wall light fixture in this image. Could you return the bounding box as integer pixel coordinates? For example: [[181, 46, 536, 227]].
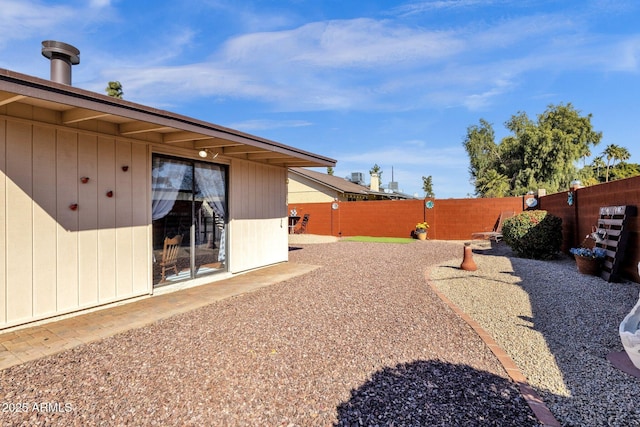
[[198, 149, 219, 159], [122, 165, 129, 172], [80, 176, 89, 183]]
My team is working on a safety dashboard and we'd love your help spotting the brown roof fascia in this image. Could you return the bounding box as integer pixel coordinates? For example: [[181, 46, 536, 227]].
[[0, 68, 336, 167]]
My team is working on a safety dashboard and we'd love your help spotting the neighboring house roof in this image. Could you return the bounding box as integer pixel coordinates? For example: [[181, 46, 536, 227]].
[[290, 167, 416, 200], [0, 68, 336, 168], [380, 189, 418, 200], [290, 167, 370, 197]]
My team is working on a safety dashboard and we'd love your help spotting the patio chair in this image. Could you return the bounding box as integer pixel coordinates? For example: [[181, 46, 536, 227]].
[[294, 214, 310, 234], [471, 211, 515, 242], [159, 234, 183, 282]]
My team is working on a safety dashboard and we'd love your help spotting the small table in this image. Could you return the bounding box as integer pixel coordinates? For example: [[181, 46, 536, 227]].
[[288, 216, 300, 234]]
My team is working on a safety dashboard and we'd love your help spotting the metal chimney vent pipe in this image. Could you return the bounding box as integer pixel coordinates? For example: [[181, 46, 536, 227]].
[[41, 40, 80, 85]]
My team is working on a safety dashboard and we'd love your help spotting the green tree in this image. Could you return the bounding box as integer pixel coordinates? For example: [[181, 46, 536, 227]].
[[105, 81, 123, 99], [422, 175, 434, 197], [592, 155, 606, 181], [603, 144, 631, 182], [476, 169, 510, 198], [609, 162, 640, 181], [463, 103, 602, 196], [369, 164, 382, 183], [463, 119, 500, 192], [327, 167, 334, 176]]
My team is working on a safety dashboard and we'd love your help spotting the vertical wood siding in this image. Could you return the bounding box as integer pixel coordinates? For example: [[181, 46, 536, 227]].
[[0, 117, 151, 328], [228, 159, 288, 273]]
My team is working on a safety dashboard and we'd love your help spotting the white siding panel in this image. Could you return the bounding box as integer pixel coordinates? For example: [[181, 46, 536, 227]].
[[0, 120, 6, 325], [97, 137, 117, 301], [78, 134, 99, 306], [56, 130, 79, 311], [0, 114, 154, 329], [6, 121, 33, 322], [228, 160, 288, 273], [115, 141, 133, 297], [131, 143, 150, 294], [32, 126, 57, 316], [229, 218, 288, 272]]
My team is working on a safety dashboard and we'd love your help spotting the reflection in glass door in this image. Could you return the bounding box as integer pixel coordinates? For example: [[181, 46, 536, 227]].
[[151, 155, 227, 286]]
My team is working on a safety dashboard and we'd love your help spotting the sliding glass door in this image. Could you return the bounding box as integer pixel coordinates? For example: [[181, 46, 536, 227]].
[[151, 155, 227, 287]]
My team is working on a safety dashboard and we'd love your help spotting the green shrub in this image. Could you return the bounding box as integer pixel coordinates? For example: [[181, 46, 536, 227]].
[[502, 210, 562, 259]]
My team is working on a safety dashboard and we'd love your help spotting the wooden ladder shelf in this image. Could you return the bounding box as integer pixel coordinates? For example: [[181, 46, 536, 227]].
[[594, 205, 636, 282]]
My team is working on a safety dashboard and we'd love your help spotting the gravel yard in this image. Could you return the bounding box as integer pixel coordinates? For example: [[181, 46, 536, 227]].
[[1, 240, 539, 426], [431, 242, 640, 427]]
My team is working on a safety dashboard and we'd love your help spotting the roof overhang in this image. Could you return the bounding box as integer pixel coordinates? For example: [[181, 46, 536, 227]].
[[0, 68, 336, 168], [289, 167, 370, 196]]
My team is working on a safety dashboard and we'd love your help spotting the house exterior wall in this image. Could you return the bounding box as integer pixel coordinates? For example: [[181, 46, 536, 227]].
[[0, 104, 293, 329], [287, 173, 339, 203], [228, 159, 289, 273], [0, 107, 151, 329]]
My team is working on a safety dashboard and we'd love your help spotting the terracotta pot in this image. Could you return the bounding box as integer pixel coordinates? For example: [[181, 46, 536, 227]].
[[417, 232, 427, 240], [460, 243, 477, 271], [575, 255, 600, 276]]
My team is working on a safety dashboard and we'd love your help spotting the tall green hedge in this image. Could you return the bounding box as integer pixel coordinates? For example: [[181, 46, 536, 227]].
[[502, 210, 563, 259]]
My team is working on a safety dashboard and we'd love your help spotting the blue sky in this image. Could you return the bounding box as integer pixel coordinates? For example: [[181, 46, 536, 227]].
[[1, 0, 639, 198]]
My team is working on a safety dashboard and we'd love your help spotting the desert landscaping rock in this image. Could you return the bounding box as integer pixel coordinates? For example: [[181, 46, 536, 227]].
[[7, 238, 635, 425], [431, 242, 640, 426], [1, 240, 540, 426]]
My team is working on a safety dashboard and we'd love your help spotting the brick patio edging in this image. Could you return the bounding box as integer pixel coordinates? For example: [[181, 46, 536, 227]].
[[426, 271, 561, 427]]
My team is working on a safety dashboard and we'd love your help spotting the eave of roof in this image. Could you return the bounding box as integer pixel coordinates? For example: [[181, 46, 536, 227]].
[[289, 167, 370, 195], [290, 168, 417, 200], [0, 68, 336, 168]]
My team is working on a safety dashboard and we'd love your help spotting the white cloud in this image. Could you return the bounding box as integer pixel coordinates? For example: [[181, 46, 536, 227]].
[[463, 78, 514, 110], [13, 2, 635, 116], [393, 0, 514, 16], [90, 0, 112, 7], [605, 36, 640, 72], [0, 1, 75, 47], [339, 144, 467, 168], [223, 18, 463, 69], [228, 119, 312, 131]]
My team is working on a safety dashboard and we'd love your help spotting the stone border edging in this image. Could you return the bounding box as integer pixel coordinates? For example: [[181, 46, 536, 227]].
[[426, 270, 561, 427]]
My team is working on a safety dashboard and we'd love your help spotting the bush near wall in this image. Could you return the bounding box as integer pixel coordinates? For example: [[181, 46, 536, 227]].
[[502, 211, 563, 260]]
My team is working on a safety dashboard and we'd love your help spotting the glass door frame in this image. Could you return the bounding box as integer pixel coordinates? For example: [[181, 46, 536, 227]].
[[151, 153, 229, 287]]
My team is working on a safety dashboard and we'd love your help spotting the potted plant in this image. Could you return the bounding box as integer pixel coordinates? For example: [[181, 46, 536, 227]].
[[415, 221, 429, 240], [570, 246, 606, 275]]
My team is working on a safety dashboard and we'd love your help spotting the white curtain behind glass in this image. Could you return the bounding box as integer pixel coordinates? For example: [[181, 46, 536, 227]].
[[151, 158, 190, 221], [194, 163, 227, 262]]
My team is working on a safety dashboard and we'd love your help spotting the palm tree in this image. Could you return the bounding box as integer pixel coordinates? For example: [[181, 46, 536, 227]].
[[592, 156, 606, 181], [603, 144, 631, 182]]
